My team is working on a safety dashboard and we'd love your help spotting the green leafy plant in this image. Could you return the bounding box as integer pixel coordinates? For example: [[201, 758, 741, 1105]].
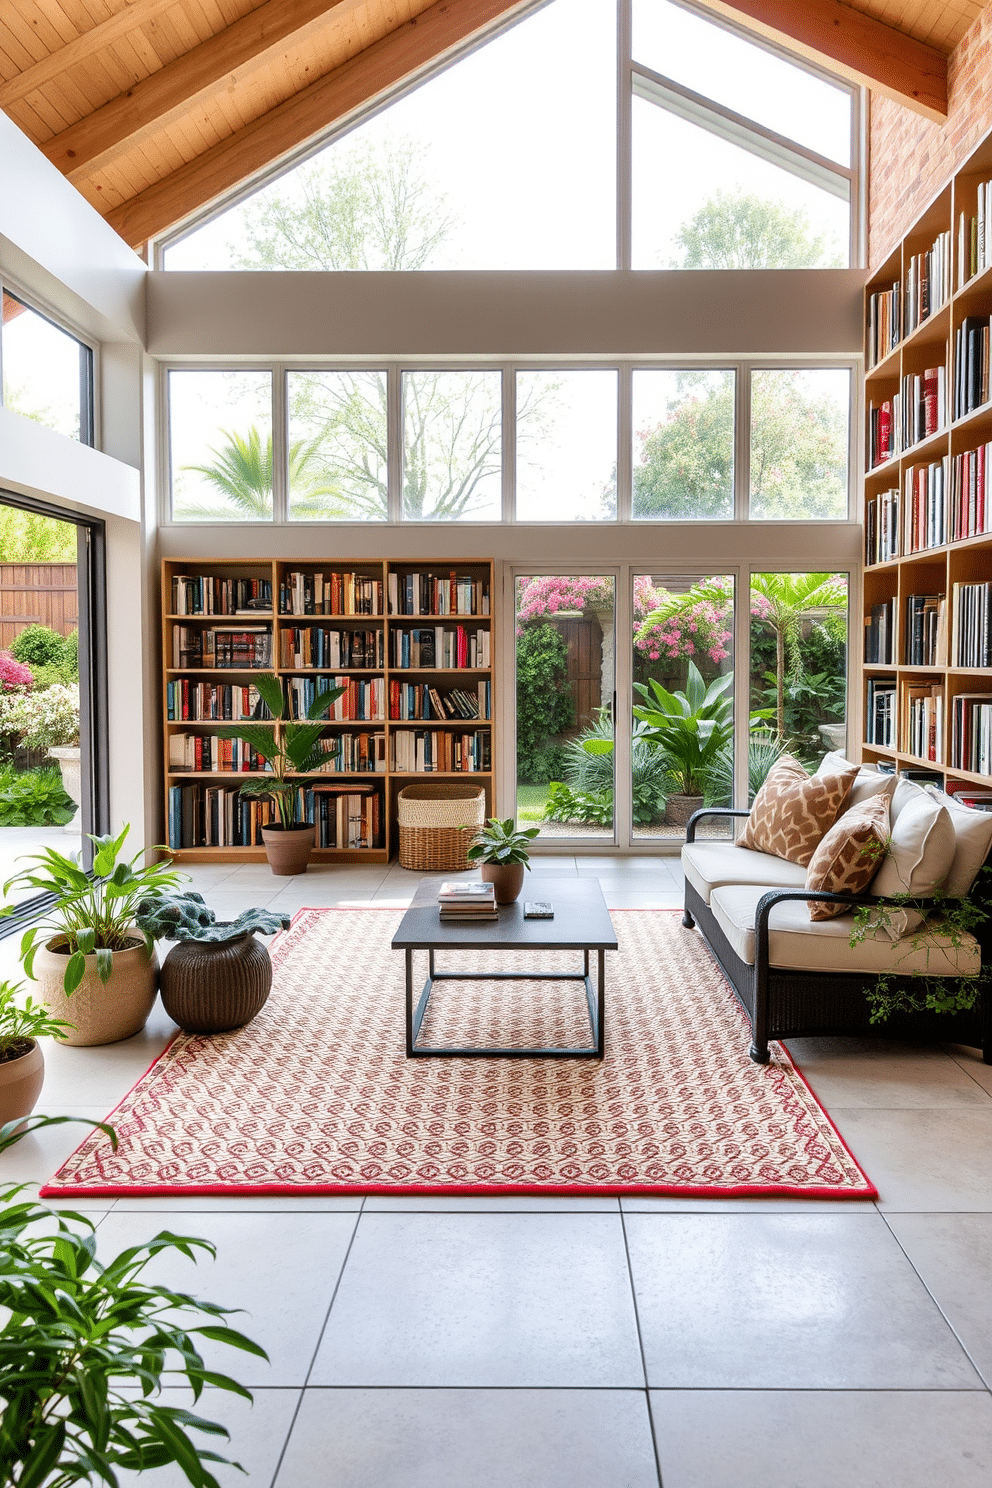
[[0, 764, 74, 826], [9, 625, 67, 671], [465, 817, 540, 867], [544, 782, 613, 827], [0, 982, 74, 1060], [135, 891, 290, 944], [0, 826, 185, 995], [705, 729, 789, 808], [515, 624, 574, 783], [563, 710, 668, 825], [0, 1113, 267, 1487], [632, 662, 737, 797], [215, 673, 344, 829]]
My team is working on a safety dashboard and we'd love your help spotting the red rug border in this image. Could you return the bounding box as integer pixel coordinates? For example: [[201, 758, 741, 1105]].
[[39, 904, 878, 1202]]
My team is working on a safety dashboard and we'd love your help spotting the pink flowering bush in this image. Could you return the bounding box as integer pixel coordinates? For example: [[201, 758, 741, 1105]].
[[516, 576, 614, 628], [0, 652, 33, 693], [635, 578, 734, 667]]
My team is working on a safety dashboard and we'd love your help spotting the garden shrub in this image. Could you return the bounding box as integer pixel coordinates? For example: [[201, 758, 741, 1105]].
[[516, 624, 574, 782], [544, 781, 613, 826], [563, 711, 668, 825], [0, 762, 75, 825], [10, 624, 67, 669], [0, 684, 80, 749], [0, 653, 33, 693]]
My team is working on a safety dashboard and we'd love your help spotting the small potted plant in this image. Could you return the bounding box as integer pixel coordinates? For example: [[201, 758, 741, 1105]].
[[0, 983, 74, 1128], [1, 825, 185, 1046], [465, 817, 540, 903], [216, 673, 344, 875], [135, 891, 290, 1033]]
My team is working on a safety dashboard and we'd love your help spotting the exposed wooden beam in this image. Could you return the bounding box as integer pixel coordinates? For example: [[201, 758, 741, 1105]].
[[0, 0, 185, 111], [102, 0, 531, 247], [43, 0, 366, 183], [703, 1, 947, 120]]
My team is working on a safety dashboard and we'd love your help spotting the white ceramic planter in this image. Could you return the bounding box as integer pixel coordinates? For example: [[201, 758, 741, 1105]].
[[32, 939, 158, 1047], [48, 745, 81, 831]]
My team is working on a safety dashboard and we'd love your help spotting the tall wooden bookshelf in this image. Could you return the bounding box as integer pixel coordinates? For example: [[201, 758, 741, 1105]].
[[862, 126, 992, 800], [162, 558, 495, 861]]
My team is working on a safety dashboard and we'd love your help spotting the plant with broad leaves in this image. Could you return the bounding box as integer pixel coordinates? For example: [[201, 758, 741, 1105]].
[[0, 825, 185, 995], [0, 982, 74, 1060], [0, 1113, 267, 1488], [465, 817, 539, 867], [215, 673, 345, 830], [135, 891, 290, 944], [632, 661, 737, 798]]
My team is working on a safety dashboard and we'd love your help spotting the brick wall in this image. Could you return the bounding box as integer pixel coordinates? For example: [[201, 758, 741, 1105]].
[[869, 6, 992, 266]]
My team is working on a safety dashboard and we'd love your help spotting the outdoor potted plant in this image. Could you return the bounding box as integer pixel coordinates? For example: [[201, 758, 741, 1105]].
[[632, 661, 737, 828], [216, 672, 344, 875], [0, 681, 81, 830], [0, 982, 74, 1128], [135, 890, 290, 1033], [465, 817, 540, 903], [1, 825, 184, 1046]]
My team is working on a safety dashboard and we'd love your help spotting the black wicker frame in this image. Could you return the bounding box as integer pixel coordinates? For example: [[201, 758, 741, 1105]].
[[682, 808, 991, 1066]]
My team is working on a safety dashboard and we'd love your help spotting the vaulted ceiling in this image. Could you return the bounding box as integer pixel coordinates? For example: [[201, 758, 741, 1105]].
[[0, 0, 985, 251]]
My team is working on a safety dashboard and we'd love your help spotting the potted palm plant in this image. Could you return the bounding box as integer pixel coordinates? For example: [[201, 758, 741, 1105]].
[[215, 672, 344, 875], [465, 817, 540, 903], [0, 983, 74, 1128], [1, 825, 184, 1046], [632, 661, 736, 828]]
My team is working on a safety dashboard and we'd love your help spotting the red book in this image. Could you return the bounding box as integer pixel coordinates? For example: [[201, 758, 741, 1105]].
[[979, 444, 987, 532], [194, 736, 203, 772], [456, 626, 467, 668], [878, 402, 892, 463], [923, 367, 939, 435]]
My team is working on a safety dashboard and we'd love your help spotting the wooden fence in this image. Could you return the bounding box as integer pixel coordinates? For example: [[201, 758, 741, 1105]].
[[0, 563, 78, 650]]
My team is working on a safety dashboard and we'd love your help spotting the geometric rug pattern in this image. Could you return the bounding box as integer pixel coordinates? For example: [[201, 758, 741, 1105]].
[[41, 908, 876, 1199]]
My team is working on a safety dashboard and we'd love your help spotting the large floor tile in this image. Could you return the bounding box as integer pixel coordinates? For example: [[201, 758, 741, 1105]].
[[116, 1387, 300, 1488], [575, 856, 675, 880], [886, 1212, 992, 1385], [31, 1018, 175, 1108], [946, 1043, 992, 1096], [96, 1210, 358, 1385], [309, 1212, 644, 1387], [277, 1388, 659, 1488], [625, 1213, 981, 1388], [650, 1390, 992, 1488], [620, 1197, 872, 1213], [599, 890, 683, 908], [364, 1195, 619, 1212], [786, 1037, 992, 1108], [524, 856, 578, 876], [828, 1106, 992, 1210]]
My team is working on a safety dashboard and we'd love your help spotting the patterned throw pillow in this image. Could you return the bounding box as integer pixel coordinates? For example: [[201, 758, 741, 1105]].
[[739, 754, 858, 867], [805, 795, 891, 921]]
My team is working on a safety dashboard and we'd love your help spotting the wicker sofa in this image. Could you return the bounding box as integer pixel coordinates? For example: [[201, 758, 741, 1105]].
[[680, 771, 992, 1066]]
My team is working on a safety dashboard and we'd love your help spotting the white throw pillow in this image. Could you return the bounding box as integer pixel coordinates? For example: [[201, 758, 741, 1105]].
[[924, 786, 992, 897], [816, 752, 897, 809], [870, 780, 957, 938]]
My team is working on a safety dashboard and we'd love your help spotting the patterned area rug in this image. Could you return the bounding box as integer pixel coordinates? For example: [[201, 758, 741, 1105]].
[[42, 909, 875, 1199]]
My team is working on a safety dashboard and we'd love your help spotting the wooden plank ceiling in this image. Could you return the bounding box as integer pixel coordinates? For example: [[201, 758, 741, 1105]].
[[0, 0, 984, 250]]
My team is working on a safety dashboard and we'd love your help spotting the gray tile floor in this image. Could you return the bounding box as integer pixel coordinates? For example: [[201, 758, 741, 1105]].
[[4, 854, 992, 1486]]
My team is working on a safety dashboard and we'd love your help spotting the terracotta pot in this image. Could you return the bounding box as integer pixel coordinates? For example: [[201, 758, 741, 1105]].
[[160, 934, 272, 1034], [32, 938, 159, 1047], [480, 861, 526, 904], [261, 823, 315, 876], [0, 1040, 45, 1130], [664, 794, 705, 829]]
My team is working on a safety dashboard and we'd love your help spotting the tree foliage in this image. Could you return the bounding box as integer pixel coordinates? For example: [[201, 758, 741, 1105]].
[[671, 190, 843, 270], [0, 507, 76, 563], [177, 428, 346, 521]]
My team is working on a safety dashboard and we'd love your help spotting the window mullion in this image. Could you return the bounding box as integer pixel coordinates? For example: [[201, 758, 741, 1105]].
[[271, 366, 287, 522], [617, 363, 632, 522], [503, 367, 515, 522], [735, 364, 750, 521], [618, 0, 632, 271], [388, 365, 402, 522]]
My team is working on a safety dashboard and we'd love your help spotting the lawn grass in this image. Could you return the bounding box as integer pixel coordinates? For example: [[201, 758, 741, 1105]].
[[516, 782, 549, 822]]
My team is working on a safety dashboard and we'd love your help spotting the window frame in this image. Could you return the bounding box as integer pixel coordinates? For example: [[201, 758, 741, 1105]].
[[0, 278, 97, 447]]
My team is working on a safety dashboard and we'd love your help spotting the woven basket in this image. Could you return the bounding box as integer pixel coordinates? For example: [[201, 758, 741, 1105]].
[[397, 783, 486, 872]]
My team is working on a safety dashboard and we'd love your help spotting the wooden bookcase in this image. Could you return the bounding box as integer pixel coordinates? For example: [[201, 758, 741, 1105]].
[[862, 126, 992, 800], [162, 557, 495, 861]]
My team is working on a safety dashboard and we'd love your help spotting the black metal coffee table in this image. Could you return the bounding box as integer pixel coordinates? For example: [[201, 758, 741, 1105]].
[[392, 877, 618, 1058]]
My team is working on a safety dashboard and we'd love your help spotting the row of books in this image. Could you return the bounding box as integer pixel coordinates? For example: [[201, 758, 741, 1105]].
[[279, 627, 385, 671], [388, 680, 490, 721], [864, 599, 896, 665], [868, 366, 945, 467], [952, 315, 992, 420], [866, 281, 900, 369], [905, 593, 947, 667], [388, 570, 490, 617], [905, 231, 951, 336], [947, 785, 992, 812], [284, 674, 385, 722], [950, 695, 992, 776], [172, 626, 272, 670], [315, 731, 386, 774], [166, 682, 269, 722], [168, 734, 263, 774], [951, 582, 992, 668], [864, 487, 900, 564], [950, 442, 992, 540], [865, 445, 992, 564], [170, 574, 272, 616], [865, 679, 896, 747], [167, 782, 385, 850], [957, 184, 992, 287], [278, 571, 383, 616], [904, 684, 943, 763], [390, 729, 492, 773], [390, 626, 491, 670]]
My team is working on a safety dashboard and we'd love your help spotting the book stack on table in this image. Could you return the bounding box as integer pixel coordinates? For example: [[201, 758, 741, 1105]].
[[437, 881, 497, 922]]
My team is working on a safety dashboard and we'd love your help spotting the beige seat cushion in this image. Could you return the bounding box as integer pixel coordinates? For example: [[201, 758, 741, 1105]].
[[708, 883, 980, 976], [682, 840, 807, 905], [738, 754, 858, 866], [804, 795, 890, 920]]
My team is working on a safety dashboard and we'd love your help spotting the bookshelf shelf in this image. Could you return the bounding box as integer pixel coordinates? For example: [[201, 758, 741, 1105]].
[[862, 127, 992, 794], [162, 558, 495, 859]]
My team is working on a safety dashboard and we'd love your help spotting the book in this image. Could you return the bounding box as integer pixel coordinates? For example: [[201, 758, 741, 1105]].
[[438, 882, 495, 901], [524, 902, 554, 918]]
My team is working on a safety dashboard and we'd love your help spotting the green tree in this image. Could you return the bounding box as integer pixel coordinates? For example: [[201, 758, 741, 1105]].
[[178, 428, 346, 521], [671, 190, 843, 269], [0, 506, 76, 562], [516, 624, 574, 782], [631, 374, 734, 520]]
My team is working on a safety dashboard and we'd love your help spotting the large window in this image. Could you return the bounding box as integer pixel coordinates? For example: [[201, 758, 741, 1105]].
[[168, 370, 273, 522], [159, 0, 859, 273], [0, 289, 94, 444]]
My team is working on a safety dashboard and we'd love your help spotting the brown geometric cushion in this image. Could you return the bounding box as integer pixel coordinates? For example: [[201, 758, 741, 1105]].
[[805, 795, 891, 921], [738, 754, 858, 867]]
